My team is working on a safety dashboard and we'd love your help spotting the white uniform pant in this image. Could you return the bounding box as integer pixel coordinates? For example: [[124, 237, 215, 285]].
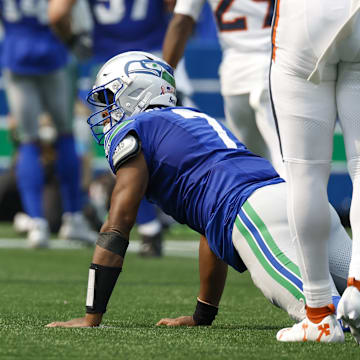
[[224, 92, 285, 178], [232, 182, 351, 321], [270, 0, 360, 304]]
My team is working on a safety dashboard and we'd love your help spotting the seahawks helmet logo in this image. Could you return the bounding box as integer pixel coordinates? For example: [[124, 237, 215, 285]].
[[125, 59, 176, 88]]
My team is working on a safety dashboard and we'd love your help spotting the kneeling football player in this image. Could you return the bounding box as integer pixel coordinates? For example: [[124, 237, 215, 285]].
[[47, 52, 352, 343]]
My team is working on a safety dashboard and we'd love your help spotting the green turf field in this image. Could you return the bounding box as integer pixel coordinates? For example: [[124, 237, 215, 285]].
[[1, 240, 359, 360], [0, 221, 200, 241]]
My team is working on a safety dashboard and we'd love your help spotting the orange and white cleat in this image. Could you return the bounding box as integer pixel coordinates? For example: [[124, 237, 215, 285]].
[[337, 279, 360, 345], [276, 314, 344, 343]]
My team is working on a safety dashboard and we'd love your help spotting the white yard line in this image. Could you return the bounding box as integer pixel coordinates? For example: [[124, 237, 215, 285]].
[[0, 238, 198, 258]]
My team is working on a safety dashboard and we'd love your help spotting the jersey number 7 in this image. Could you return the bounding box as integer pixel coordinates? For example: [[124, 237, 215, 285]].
[[215, 0, 274, 32]]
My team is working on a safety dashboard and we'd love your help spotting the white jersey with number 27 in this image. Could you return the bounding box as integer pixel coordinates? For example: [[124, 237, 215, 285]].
[[174, 0, 275, 95]]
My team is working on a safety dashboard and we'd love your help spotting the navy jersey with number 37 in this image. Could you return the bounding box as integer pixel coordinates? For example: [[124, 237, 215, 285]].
[[105, 108, 283, 272], [89, 0, 169, 62]]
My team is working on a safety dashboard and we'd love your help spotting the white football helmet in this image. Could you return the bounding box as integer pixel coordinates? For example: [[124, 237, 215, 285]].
[[87, 51, 177, 144]]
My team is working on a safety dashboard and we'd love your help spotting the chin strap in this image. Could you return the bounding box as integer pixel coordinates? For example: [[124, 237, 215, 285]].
[[133, 92, 153, 115]]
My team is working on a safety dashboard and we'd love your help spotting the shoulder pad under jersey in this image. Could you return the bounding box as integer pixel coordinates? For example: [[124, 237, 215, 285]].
[[112, 134, 141, 173]]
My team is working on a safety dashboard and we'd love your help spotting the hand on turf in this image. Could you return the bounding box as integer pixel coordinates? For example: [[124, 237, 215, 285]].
[[156, 316, 196, 327], [46, 314, 102, 328]]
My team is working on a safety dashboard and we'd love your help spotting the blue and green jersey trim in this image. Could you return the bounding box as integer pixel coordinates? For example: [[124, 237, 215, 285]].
[[235, 201, 305, 302]]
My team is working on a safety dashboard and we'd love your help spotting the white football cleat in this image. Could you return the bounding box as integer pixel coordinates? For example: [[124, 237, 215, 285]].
[[58, 212, 97, 246], [27, 218, 50, 249], [13, 212, 32, 233], [276, 314, 344, 343], [337, 284, 360, 344]]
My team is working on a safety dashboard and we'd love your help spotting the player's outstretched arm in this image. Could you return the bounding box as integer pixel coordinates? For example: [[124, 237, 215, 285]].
[[49, 0, 93, 60], [197, 235, 228, 307], [46, 153, 149, 328], [162, 13, 195, 69], [48, 0, 76, 25], [48, 0, 75, 45], [157, 235, 228, 326], [163, 0, 177, 13]]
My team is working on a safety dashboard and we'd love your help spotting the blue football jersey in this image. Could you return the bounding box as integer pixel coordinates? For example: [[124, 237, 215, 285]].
[[104, 107, 284, 272], [89, 0, 169, 63], [0, 0, 68, 74]]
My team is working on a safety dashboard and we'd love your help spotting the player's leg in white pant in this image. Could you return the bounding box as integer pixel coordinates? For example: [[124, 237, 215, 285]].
[[270, 63, 338, 309], [224, 94, 269, 159], [284, 161, 333, 306], [337, 61, 360, 282], [232, 182, 351, 320], [232, 183, 306, 322], [336, 61, 360, 343], [270, 0, 355, 341], [328, 204, 352, 294], [250, 88, 285, 178], [224, 89, 284, 178], [232, 182, 348, 342]]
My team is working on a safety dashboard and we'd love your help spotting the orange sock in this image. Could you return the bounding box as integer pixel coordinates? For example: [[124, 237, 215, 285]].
[[348, 277, 360, 291], [306, 304, 335, 324]]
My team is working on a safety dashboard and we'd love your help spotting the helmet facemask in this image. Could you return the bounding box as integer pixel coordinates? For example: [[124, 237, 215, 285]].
[[87, 78, 129, 144]]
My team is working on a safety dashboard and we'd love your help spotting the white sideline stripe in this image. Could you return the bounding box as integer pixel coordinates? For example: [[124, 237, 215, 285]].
[[0, 116, 8, 126], [192, 79, 220, 93], [0, 239, 198, 258]]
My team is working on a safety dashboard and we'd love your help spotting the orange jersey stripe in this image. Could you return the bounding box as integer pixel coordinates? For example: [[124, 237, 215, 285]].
[[272, 0, 281, 61]]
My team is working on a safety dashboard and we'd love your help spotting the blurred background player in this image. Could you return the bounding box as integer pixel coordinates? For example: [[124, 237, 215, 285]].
[[49, 0, 195, 257], [0, 0, 96, 248], [163, 0, 284, 176], [270, 1, 360, 342]]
